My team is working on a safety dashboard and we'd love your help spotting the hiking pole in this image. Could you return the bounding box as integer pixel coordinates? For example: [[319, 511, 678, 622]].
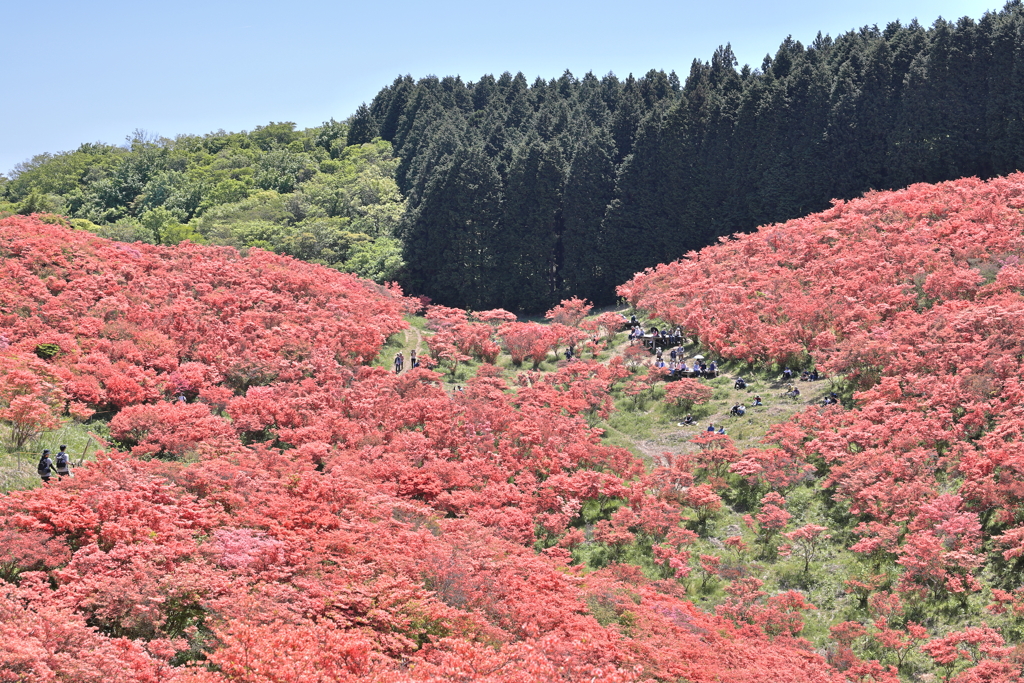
[[77, 437, 92, 467]]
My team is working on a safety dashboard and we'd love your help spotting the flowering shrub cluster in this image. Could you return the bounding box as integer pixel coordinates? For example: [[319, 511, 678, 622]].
[[0, 214, 409, 447], [622, 174, 1024, 681], [0, 216, 846, 682]]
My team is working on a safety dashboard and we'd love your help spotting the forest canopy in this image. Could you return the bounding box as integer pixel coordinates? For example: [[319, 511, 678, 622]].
[[360, 1, 1024, 310], [0, 123, 406, 284]]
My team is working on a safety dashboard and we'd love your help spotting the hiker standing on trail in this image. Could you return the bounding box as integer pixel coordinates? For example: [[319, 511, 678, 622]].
[[54, 444, 70, 480], [37, 449, 55, 484], [394, 352, 403, 374]]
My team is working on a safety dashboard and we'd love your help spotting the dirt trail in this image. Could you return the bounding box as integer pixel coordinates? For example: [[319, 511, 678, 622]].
[[407, 324, 423, 355]]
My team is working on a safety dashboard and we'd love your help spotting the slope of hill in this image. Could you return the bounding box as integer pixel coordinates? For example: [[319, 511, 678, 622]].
[[6, 169, 1024, 680], [622, 173, 1024, 679], [0, 216, 847, 682]]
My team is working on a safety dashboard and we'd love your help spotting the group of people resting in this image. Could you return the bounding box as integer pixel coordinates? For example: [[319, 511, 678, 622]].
[[678, 392, 764, 429], [632, 317, 837, 411], [628, 318, 684, 347], [677, 415, 727, 433], [653, 347, 718, 378], [782, 367, 821, 382], [654, 358, 718, 378], [728, 393, 763, 416]]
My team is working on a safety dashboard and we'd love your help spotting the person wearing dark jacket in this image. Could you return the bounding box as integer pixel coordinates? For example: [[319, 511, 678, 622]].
[[37, 449, 55, 484], [54, 444, 70, 480]]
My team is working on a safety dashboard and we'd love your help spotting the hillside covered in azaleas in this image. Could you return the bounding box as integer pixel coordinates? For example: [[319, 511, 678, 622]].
[[0, 216, 850, 682], [0, 214, 410, 420], [623, 173, 1024, 681]]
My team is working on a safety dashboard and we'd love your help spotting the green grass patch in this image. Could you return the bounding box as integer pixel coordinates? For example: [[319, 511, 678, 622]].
[[0, 420, 107, 492]]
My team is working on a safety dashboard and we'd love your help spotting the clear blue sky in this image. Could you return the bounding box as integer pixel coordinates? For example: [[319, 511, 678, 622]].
[[0, 0, 1000, 176]]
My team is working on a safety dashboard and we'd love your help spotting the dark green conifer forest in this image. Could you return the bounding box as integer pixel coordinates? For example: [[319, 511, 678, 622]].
[[7, 3, 1024, 311]]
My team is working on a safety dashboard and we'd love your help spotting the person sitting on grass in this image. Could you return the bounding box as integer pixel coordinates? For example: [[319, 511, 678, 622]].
[[678, 414, 695, 426], [753, 395, 763, 406], [707, 423, 715, 432], [717, 425, 726, 435], [735, 377, 747, 390]]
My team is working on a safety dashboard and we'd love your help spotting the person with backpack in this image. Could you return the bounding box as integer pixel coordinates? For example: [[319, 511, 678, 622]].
[[37, 449, 55, 484], [54, 444, 70, 480]]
